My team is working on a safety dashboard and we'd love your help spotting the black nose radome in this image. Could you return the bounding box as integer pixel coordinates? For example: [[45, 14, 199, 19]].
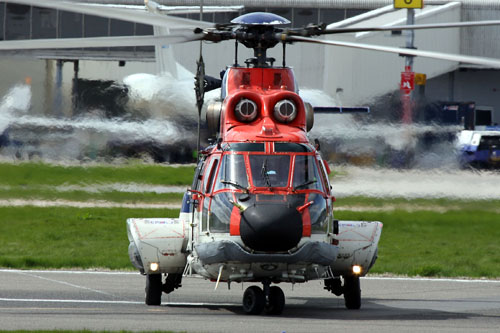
[[240, 204, 302, 252]]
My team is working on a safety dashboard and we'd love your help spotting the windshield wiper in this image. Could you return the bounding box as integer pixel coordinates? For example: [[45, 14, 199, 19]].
[[221, 180, 248, 193], [293, 179, 317, 191], [260, 158, 272, 187]]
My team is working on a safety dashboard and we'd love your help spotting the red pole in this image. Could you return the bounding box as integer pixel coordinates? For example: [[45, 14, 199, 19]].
[[401, 8, 415, 124], [400, 66, 415, 124]]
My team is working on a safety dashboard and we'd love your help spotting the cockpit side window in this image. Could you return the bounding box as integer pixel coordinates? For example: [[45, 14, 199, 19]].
[[203, 157, 219, 194], [318, 159, 331, 194], [214, 154, 248, 191], [192, 156, 206, 192]]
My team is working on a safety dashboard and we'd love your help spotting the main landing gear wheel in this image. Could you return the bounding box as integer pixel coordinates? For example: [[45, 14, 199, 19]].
[[242, 286, 266, 314], [145, 273, 162, 306], [264, 286, 285, 315], [343, 276, 361, 310]]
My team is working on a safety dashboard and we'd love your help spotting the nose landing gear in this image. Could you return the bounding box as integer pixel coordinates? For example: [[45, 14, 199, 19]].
[[242, 280, 285, 315], [242, 285, 265, 314], [265, 286, 285, 314]]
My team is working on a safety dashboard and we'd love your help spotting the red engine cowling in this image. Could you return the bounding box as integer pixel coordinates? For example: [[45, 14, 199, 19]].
[[219, 67, 310, 142]]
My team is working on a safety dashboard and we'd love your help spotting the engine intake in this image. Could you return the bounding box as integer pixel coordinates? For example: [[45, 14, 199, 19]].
[[274, 99, 297, 123], [235, 98, 258, 122]]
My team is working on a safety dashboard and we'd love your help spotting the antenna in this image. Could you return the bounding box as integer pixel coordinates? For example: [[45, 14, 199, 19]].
[[282, 42, 286, 67], [234, 39, 239, 66]]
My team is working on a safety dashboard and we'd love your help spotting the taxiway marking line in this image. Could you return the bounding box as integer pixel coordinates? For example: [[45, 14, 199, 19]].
[[6, 270, 116, 297], [2, 269, 499, 283], [0, 268, 137, 275], [0, 298, 236, 307], [0, 298, 142, 305], [364, 276, 500, 284]]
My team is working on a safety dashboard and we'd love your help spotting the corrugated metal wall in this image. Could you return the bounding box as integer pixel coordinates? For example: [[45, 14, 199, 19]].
[[76, 0, 500, 10], [461, 8, 500, 58]]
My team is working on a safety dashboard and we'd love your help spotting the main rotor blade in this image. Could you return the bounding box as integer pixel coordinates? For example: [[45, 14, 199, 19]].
[[321, 20, 500, 35], [0, 34, 202, 50], [7, 0, 213, 30], [287, 35, 500, 69]]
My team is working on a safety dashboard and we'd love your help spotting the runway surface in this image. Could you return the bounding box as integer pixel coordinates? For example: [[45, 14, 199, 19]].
[[1, 269, 499, 332]]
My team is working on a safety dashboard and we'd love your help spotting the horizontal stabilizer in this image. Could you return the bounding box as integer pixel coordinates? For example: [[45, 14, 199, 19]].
[[314, 106, 370, 114]]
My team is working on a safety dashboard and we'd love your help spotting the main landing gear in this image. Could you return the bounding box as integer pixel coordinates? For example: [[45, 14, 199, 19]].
[[324, 275, 361, 309], [145, 273, 182, 306], [242, 280, 285, 315]]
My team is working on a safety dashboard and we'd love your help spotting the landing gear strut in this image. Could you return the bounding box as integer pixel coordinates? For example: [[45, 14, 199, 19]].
[[163, 273, 182, 294], [242, 280, 285, 315]]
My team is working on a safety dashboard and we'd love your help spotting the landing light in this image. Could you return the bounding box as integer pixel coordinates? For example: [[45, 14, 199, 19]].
[[149, 262, 159, 272], [352, 265, 362, 275]]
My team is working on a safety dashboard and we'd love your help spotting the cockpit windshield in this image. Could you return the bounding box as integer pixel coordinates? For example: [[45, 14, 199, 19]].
[[213, 150, 324, 192], [249, 155, 290, 187]]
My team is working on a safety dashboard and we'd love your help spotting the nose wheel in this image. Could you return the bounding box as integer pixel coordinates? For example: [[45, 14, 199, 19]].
[[242, 286, 265, 314], [242, 281, 285, 315], [264, 286, 285, 314]]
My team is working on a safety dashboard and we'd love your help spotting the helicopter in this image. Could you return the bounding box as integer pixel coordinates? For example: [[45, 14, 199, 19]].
[[3, 0, 500, 316], [127, 11, 384, 316]]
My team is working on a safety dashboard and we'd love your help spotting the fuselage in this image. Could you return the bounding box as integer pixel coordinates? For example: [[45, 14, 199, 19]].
[[184, 66, 338, 283], [127, 66, 381, 284]]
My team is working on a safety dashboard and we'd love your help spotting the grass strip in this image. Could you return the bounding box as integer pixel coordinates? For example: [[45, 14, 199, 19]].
[[0, 162, 194, 186], [0, 207, 177, 269], [1, 206, 499, 278], [335, 196, 500, 212], [335, 209, 500, 278], [0, 188, 184, 204]]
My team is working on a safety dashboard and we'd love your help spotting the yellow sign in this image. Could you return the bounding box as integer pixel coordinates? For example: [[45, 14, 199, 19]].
[[415, 73, 427, 85], [394, 0, 424, 9]]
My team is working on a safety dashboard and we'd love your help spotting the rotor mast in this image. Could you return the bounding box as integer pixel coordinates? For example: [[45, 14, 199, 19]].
[[229, 12, 290, 68]]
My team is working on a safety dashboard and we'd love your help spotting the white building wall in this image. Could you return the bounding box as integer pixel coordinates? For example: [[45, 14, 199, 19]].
[[322, 3, 462, 106]]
